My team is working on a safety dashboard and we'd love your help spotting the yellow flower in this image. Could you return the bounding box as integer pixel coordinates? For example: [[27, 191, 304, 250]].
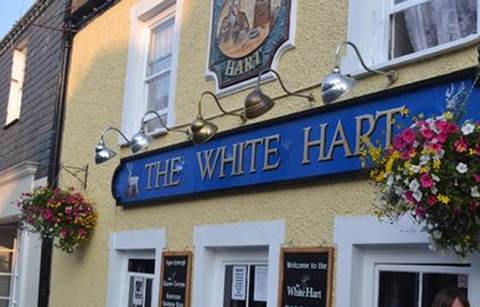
[[418, 113, 425, 119], [400, 107, 409, 116], [437, 194, 450, 204], [433, 159, 441, 169], [442, 112, 453, 119]]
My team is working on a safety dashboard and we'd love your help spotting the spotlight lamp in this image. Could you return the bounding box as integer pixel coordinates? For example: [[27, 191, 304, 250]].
[[244, 68, 315, 120], [321, 41, 398, 104], [94, 127, 131, 164], [131, 110, 190, 153], [191, 91, 245, 145]]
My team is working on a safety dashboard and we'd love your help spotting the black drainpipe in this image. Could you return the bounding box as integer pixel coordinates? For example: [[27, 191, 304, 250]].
[[38, 0, 74, 306]]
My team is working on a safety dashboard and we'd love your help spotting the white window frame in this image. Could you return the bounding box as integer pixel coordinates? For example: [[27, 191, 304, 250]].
[[344, 0, 480, 76], [0, 225, 20, 307], [106, 228, 166, 307], [192, 220, 285, 307], [121, 0, 182, 143], [333, 215, 480, 307], [5, 43, 27, 127]]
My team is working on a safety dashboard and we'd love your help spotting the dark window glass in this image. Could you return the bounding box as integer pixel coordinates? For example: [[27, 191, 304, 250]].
[[378, 271, 419, 307], [128, 259, 155, 274]]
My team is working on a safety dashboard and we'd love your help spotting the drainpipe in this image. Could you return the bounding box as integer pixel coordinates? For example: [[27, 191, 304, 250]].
[[37, 0, 74, 306]]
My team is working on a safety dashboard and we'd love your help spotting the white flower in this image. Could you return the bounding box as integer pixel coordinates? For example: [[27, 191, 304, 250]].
[[420, 155, 430, 165], [409, 179, 420, 192], [432, 230, 442, 239], [471, 186, 480, 197], [387, 175, 394, 187], [431, 174, 440, 182], [431, 186, 438, 195], [435, 150, 445, 160], [413, 190, 423, 202], [462, 122, 475, 135], [394, 186, 404, 196], [410, 165, 421, 173], [456, 162, 468, 174]]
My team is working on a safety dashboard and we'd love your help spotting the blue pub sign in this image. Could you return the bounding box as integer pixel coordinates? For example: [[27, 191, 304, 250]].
[[112, 70, 480, 206]]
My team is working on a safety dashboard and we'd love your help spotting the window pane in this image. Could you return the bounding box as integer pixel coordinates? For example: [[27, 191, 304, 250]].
[[147, 18, 174, 77], [0, 299, 9, 307], [127, 276, 153, 307], [422, 273, 468, 307], [0, 253, 13, 273], [128, 259, 155, 274], [0, 275, 11, 297], [147, 72, 170, 112], [390, 0, 477, 58], [248, 265, 267, 307], [378, 271, 419, 307], [223, 265, 248, 307], [0, 227, 16, 250], [145, 113, 168, 134]]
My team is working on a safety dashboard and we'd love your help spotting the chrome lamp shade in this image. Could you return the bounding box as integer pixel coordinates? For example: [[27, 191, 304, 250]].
[[95, 140, 117, 164], [130, 130, 154, 153], [320, 68, 356, 104]]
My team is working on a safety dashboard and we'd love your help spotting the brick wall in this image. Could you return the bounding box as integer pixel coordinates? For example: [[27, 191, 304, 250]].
[[0, 0, 67, 180]]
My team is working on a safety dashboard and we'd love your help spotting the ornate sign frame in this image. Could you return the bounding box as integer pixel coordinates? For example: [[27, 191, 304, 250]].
[[205, 0, 296, 95]]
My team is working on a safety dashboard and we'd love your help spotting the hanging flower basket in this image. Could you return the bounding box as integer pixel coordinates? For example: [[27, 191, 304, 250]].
[[362, 107, 480, 258], [16, 186, 98, 253]]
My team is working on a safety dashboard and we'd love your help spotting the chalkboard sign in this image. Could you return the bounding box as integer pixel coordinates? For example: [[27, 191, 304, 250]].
[[279, 247, 333, 307], [159, 251, 192, 307]]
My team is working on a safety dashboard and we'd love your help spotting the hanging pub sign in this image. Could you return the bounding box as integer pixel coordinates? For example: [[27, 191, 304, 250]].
[[112, 71, 480, 206], [159, 251, 192, 307], [206, 0, 294, 93], [279, 247, 333, 307]]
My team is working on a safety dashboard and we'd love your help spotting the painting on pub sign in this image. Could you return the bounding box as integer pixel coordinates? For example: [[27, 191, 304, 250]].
[[207, 0, 293, 92]]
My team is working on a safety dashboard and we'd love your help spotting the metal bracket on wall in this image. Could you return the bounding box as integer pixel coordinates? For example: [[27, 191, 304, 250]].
[[59, 164, 89, 190]]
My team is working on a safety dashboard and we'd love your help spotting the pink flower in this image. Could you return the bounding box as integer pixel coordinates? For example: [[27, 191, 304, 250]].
[[26, 215, 35, 222], [437, 131, 449, 143], [470, 201, 478, 211], [475, 174, 480, 183], [402, 129, 416, 144], [429, 143, 442, 152], [61, 229, 68, 238], [427, 195, 437, 206], [65, 207, 72, 214], [421, 128, 434, 140], [420, 173, 434, 188], [404, 191, 416, 203], [393, 135, 406, 150], [78, 228, 87, 236], [447, 123, 459, 133], [415, 207, 426, 217], [43, 210, 53, 220], [454, 136, 467, 153]]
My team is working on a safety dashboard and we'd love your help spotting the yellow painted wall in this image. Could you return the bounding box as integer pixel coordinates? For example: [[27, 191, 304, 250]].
[[50, 0, 479, 306]]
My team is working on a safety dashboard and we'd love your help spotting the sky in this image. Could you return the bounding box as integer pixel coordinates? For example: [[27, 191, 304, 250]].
[[0, 0, 36, 40]]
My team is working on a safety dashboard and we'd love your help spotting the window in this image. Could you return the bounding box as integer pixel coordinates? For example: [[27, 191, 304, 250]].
[[106, 229, 165, 307], [376, 264, 469, 307], [345, 0, 479, 73], [192, 221, 285, 307], [0, 224, 20, 307], [5, 45, 27, 126], [333, 215, 480, 307], [122, 0, 181, 140], [127, 259, 154, 307], [223, 263, 268, 307]]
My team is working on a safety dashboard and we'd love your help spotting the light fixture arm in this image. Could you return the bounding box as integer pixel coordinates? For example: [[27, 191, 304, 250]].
[[99, 126, 131, 144], [140, 110, 190, 135], [198, 91, 245, 121], [334, 41, 398, 84], [257, 68, 314, 103]]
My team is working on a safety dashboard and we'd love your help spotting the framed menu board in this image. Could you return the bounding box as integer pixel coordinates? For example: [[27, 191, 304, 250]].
[[159, 251, 192, 307], [279, 247, 333, 307]]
